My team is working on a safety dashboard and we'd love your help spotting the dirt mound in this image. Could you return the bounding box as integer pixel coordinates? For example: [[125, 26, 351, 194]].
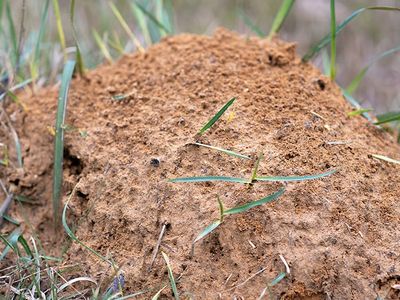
[[3, 28, 400, 299]]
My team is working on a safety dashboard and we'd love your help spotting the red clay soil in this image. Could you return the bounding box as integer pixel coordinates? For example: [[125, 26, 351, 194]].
[[1, 28, 400, 299]]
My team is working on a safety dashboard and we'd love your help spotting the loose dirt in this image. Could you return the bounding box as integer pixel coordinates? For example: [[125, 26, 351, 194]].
[[1, 28, 400, 299]]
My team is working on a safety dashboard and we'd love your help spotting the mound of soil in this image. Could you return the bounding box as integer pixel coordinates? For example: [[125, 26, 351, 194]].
[[2, 29, 400, 299]]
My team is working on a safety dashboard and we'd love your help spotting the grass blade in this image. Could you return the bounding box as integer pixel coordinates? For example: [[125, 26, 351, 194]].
[[374, 111, 400, 125], [52, 60, 75, 226], [131, 2, 152, 46], [109, 1, 144, 53], [52, 0, 66, 61], [223, 188, 285, 215], [93, 30, 113, 63], [255, 169, 336, 182], [169, 176, 249, 184], [151, 286, 166, 300], [0, 227, 21, 260], [268, 0, 295, 38], [34, 0, 50, 64], [70, 0, 85, 76], [346, 45, 400, 94], [198, 97, 236, 135], [330, 0, 336, 80], [347, 108, 372, 117], [341, 88, 373, 122], [17, 235, 33, 258], [135, 1, 171, 36], [302, 6, 400, 62], [161, 252, 179, 300], [192, 220, 221, 245], [251, 153, 263, 182], [193, 142, 250, 160], [5, 0, 17, 67], [371, 154, 400, 165], [238, 9, 265, 37]]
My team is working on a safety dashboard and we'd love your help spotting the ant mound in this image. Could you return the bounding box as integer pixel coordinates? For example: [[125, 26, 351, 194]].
[[3, 29, 400, 299]]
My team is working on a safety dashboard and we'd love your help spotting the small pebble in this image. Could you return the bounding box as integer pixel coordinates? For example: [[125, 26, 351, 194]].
[[150, 158, 160, 167]]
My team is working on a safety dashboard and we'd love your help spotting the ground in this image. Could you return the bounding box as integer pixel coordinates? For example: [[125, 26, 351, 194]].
[[1, 29, 400, 299]]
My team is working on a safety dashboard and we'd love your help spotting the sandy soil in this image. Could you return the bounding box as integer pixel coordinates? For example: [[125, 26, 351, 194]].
[[1, 29, 400, 299]]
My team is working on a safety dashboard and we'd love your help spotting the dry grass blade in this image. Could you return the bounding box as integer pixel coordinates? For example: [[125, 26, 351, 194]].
[[255, 169, 336, 182], [371, 154, 400, 165], [57, 277, 97, 293], [109, 1, 144, 53], [169, 176, 249, 184], [161, 252, 179, 300], [198, 97, 236, 135], [302, 6, 400, 62], [52, 60, 75, 226], [268, 0, 295, 39], [193, 142, 250, 160], [223, 187, 285, 215]]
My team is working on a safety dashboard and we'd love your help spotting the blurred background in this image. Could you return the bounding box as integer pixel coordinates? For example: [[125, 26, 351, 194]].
[[1, 0, 399, 114]]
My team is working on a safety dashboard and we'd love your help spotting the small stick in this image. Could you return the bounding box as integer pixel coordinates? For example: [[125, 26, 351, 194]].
[[224, 266, 267, 292], [148, 222, 167, 271]]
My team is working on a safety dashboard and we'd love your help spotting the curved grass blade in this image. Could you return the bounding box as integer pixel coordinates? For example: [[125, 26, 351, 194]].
[[330, 0, 336, 80], [347, 45, 400, 94], [135, 1, 171, 36], [255, 169, 336, 182], [169, 176, 249, 184], [198, 97, 236, 135], [152, 286, 166, 300], [347, 108, 372, 117], [238, 9, 265, 37], [268, 0, 295, 39], [17, 235, 33, 258], [70, 0, 85, 76], [302, 6, 400, 62], [223, 187, 285, 216], [341, 88, 373, 122], [374, 111, 400, 125], [371, 154, 400, 165], [52, 60, 75, 226], [161, 252, 180, 300], [62, 185, 112, 264], [0, 227, 21, 260], [109, 1, 144, 53], [193, 142, 250, 160]]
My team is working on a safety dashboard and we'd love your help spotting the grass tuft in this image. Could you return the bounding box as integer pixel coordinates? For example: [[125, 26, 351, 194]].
[[52, 60, 75, 227], [198, 97, 236, 135]]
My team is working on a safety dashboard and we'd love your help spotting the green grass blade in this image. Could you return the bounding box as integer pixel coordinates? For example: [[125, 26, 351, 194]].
[[17, 235, 33, 258], [374, 111, 400, 125], [0, 227, 21, 260], [5, 0, 17, 67], [52, 60, 75, 226], [193, 142, 250, 160], [198, 97, 236, 135], [3, 214, 20, 225], [255, 169, 336, 182], [193, 220, 221, 245], [341, 89, 373, 122], [70, 0, 85, 76], [269, 272, 286, 287], [322, 49, 330, 76], [223, 188, 285, 216], [109, 1, 144, 53], [161, 252, 180, 300], [131, 2, 152, 46], [371, 154, 400, 165], [169, 176, 249, 184], [238, 9, 265, 37], [330, 0, 336, 80], [302, 6, 400, 62], [268, 0, 295, 38], [62, 185, 112, 263], [347, 45, 400, 94], [347, 108, 372, 117], [52, 0, 66, 61], [34, 0, 50, 64], [136, 1, 171, 36], [93, 30, 113, 63]]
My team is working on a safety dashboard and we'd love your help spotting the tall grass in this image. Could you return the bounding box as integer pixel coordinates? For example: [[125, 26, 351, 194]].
[[268, 0, 295, 39], [52, 60, 75, 227]]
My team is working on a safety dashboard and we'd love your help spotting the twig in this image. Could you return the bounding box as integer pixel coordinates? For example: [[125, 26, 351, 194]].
[[148, 222, 167, 271]]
